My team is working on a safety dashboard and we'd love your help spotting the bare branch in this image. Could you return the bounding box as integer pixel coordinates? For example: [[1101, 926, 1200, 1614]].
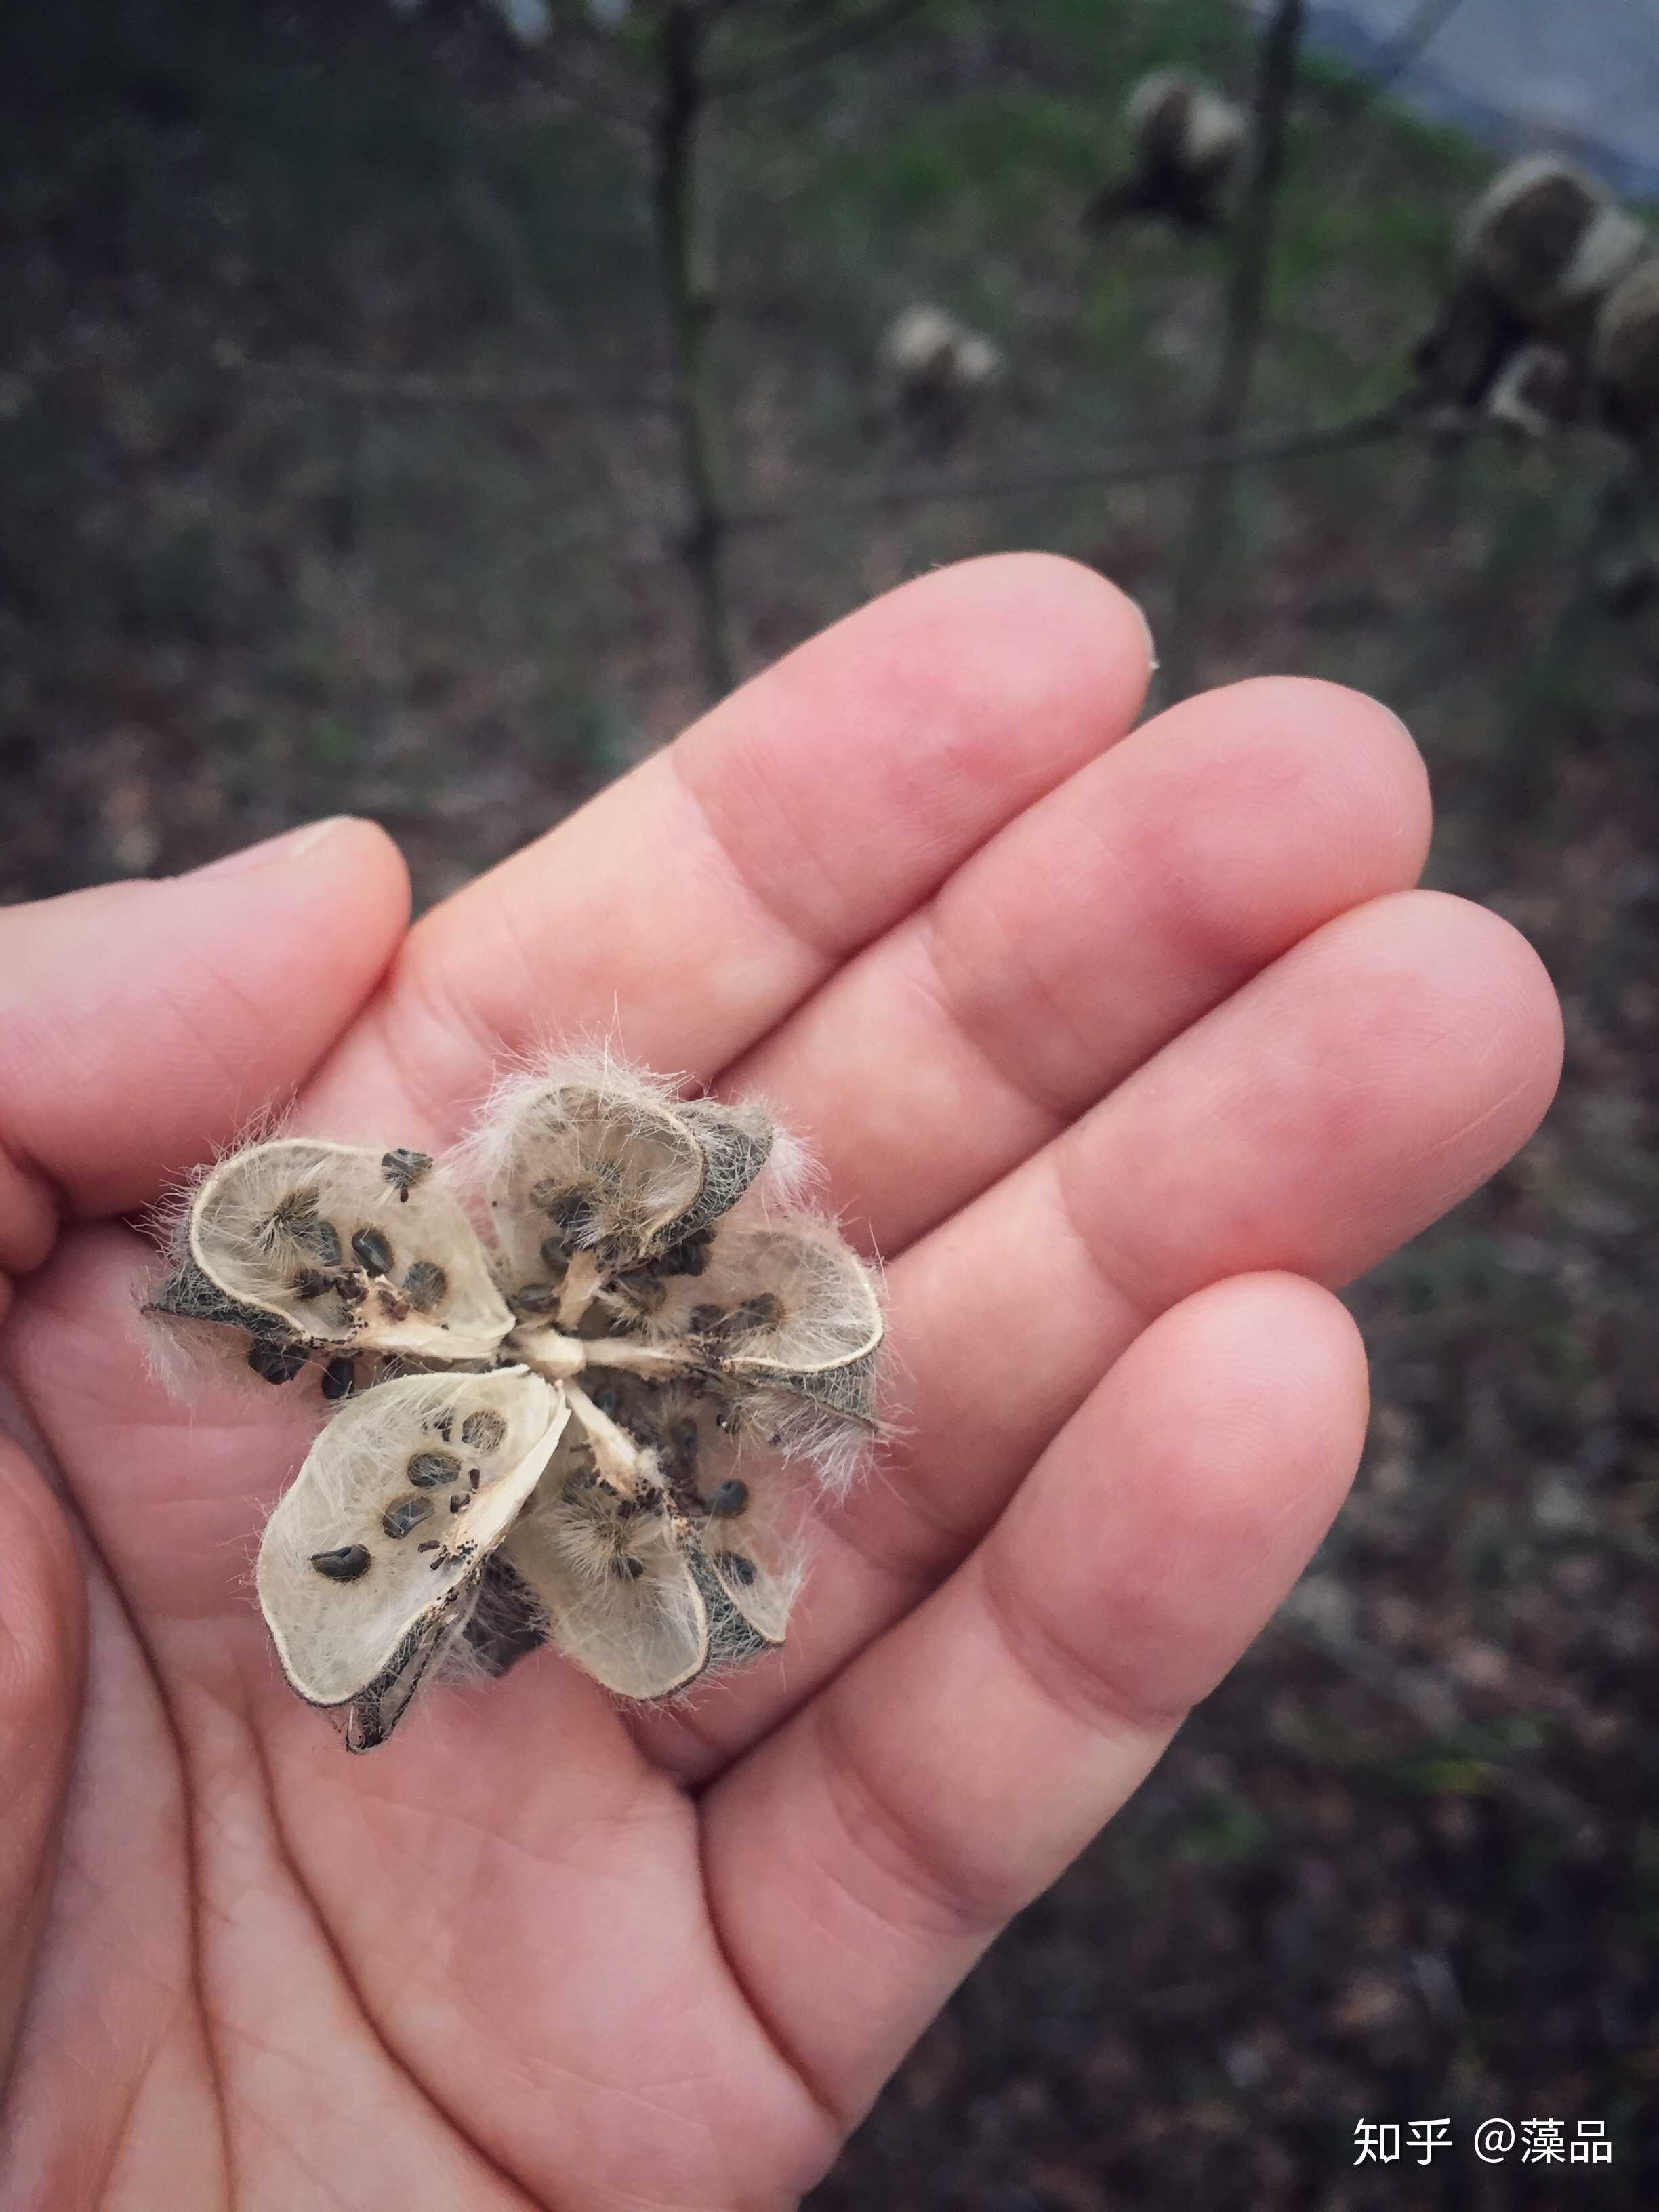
[[1311, 0, 1466, 122], [652, 1, 736, 699], [1162, 0, 1306, 695], [226, 356, 672, 415], [705, 0, 935, 98], [723, 403, 1410, 531]]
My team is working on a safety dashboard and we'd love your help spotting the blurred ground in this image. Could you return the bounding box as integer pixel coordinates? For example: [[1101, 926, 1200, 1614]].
[[2, 1, 1655, 2205]]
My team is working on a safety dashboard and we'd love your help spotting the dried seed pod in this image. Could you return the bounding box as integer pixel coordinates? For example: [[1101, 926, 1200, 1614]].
[[1459, 157, 1645, 337], [153, 1052, 884, 1740], [255, 1367, 568, 1724], [631, 1385, 804, 1662], [179, 1138, 512, 1364], [344, 1609, 466, 1753], [1592, 256, 1659, 445], [672, 1096, 776, 1240], [468, 1055, 776, 1303], [642, 1218, 884, 1488], [687, 1456, 802, 1663], [501, 1448, 712, 1698]]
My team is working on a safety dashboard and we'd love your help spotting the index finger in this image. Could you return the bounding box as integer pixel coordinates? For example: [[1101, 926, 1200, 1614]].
[[301, 555, 1154, 1138]]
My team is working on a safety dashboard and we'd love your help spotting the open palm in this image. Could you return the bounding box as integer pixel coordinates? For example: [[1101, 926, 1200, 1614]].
[[0, 558, 1559, 2210]]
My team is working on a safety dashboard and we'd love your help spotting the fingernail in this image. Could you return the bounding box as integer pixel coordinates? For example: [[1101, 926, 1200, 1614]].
[[1129, 596, 1159, 673], [183, 818, 355, 883]]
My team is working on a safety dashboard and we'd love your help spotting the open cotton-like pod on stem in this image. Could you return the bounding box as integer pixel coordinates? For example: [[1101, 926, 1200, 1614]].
[[1084, 72, 1248, 236], [1459, 157, 1645, 340], [877, 306, 1007, 458]]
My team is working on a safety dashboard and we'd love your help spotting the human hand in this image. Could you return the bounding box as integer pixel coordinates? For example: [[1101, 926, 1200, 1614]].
[[0, 558, 1560, 2209]]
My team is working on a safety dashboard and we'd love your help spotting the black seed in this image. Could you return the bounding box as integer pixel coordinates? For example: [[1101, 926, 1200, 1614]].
[[539, 1232, 571, 1273], [537, 1185, 594, 1239], [468, 1468, 480, 1490], [708, 1479, 748, 1518], [268, 1185, 321, 1237], [739, 1293, 782, 1332], [311, 1544, 371, 1582], [292, 1267, 329, 1302], [382, 1495, 434, 1539], [651, 1229, 712, 1278], [382, 1149, 433, 1200], [461, 1409, 507, 1452], [663, 1417, 699, 1481], [722, 1551, 757, 1586], [352, 1226, 394, 1276], [403, 1259, 447, 1313], [407, 1450, 461, 1488], [321, 1357, 356, 1402], [615, 1269, 667, 1313], [612, 1555, 647, 1581], [247, 1338, 307, 1385], [449, 1492, 472, 1515], [308, 1219, 344, 1267], [417, 1540, 441, 1553], [513, 1282, 558, 1315]]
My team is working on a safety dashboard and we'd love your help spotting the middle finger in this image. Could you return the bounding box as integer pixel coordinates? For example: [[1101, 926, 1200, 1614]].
[[719, 674, 1430, 1254]]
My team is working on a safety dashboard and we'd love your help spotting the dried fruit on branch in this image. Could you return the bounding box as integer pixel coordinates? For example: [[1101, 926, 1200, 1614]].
[[1084, 72, 1250, 236]]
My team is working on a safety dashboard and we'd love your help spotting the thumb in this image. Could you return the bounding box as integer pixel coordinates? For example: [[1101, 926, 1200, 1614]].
[[0, 816, 407, 2069], [0, 818, 410, 1296]]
